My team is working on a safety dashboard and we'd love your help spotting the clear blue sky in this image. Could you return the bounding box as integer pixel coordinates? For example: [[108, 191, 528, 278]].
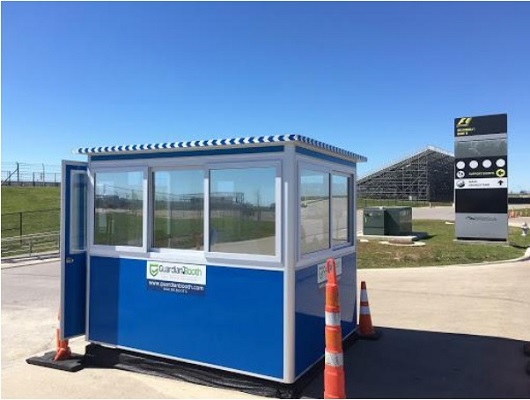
[[2, 2, 529, 191]]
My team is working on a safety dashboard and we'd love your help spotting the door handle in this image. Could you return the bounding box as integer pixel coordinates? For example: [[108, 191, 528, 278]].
[[65, 257, 74, 264]]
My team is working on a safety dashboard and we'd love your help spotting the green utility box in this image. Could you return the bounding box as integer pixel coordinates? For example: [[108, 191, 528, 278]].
[[363, 206, 412, 236], [363, 207, 386, 235]]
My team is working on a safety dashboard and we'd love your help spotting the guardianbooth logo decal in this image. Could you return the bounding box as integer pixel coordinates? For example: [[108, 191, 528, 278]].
[[149, 263, 159, 277], [146, 261, 206, 295]]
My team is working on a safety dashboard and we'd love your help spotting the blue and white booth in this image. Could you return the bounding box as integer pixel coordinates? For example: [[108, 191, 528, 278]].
[[61, 134, 366, 384]]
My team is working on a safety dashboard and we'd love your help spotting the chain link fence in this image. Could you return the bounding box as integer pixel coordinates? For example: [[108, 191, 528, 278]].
[[1, 162, 61, 186]]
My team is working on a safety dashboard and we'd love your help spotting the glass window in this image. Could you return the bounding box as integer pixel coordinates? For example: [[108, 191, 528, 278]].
[[70, 172, 87, 252], [209, 167, 276, 255], [152, 170, 204, 250], [94, 171, 143, 247], [332, 174, 350, 246], [300, 169, 330, 254]]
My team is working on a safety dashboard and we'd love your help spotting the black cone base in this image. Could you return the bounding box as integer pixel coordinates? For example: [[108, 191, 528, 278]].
[[26, 351, 85, 372]]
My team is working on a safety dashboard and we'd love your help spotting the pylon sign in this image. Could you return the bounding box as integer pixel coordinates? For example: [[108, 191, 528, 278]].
[[454, 114, 508, 240]]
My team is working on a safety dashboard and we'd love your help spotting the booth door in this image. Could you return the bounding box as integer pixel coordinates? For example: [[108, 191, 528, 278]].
[[60, 161, 88, 339]]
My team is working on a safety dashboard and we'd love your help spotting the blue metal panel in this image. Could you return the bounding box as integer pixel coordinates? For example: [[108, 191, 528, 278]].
[[63, 256, 87, 337], [87, 256, 120, 344], [90, 145, 285, 162], [294, 253, 356, 377], [88, 256, 284, 379], [62, 162, 87, 338]]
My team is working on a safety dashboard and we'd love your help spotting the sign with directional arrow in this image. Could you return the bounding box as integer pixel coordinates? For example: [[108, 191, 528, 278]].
[[454, 114, 508, 241], [454, 178, 507, 189]]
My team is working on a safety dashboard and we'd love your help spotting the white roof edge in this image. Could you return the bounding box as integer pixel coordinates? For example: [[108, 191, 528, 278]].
[[73, 134, 368, 163]]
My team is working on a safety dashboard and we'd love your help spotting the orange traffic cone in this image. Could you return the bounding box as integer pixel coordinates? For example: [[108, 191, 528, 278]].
[[54, 311, 71, 361], [324, 258, 346, 399], [358, 281, 380, 340]]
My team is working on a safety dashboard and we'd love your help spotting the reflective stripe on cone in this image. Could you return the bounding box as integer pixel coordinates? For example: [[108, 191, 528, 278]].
[[324, 258, 346, 399], [358, 281, 380, 340]]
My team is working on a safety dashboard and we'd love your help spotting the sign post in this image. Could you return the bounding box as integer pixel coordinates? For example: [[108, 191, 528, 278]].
[[454, 114, 508, 241]]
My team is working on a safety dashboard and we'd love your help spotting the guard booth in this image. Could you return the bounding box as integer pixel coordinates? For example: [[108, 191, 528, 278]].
[[61, 134, 366, 385]]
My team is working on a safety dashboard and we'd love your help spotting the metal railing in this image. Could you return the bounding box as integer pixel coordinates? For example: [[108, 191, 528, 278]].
[[1, 231, 60, 258]]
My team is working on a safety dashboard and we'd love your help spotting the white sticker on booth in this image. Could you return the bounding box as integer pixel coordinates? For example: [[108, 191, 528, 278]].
[[147, 261, 206, 285], [317, 257, 342, 285]]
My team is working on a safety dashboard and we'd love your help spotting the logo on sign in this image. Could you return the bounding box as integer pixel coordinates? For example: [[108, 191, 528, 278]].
[[456, 117, 476, 136], [466, 216, 497, 222], [146, 262, 206, 285], [149, 263, 159, 277], [456, 117, 472, 127]]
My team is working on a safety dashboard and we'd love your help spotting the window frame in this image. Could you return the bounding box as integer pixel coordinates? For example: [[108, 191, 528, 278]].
[[299, 165, 331, 256], [205, 160, 282, 264], [89, 166, 149, 254], [297, 158, 355, 264], [87, 152, 287, 268], [69, 170, 88, 254], [149, 165, 207, 255], [330, 171, 353, 249]]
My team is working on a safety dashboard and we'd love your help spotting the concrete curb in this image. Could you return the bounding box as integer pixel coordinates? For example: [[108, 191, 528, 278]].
[[1, 256, 60, 270], [365, 247, 530, 271], [462, 246, 530, 265]]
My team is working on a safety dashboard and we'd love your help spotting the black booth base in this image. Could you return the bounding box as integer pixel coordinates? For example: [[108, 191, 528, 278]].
[[26, 351, 85, 372], [25, 333, 359, 398], [84, 332, 359, 399], [84, 344, 309, 398]]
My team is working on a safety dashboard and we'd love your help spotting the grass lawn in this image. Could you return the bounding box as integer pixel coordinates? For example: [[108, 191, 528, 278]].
[[1, 186, 60, 213], [357, 219, 530, 269], [1, 187, 61, 237]]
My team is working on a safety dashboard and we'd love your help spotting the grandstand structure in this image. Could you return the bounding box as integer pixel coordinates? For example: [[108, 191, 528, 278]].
[[358, 146, 454, 202]]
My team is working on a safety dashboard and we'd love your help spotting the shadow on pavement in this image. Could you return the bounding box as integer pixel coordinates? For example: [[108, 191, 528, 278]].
[[302, 327, 530, 398]]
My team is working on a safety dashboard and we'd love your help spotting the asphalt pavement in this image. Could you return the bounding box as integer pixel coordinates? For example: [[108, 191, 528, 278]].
[[2, 205, 530, 398]]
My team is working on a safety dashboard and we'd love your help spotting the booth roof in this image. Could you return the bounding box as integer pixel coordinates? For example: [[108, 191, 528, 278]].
[[74, 134, 367, 163]]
